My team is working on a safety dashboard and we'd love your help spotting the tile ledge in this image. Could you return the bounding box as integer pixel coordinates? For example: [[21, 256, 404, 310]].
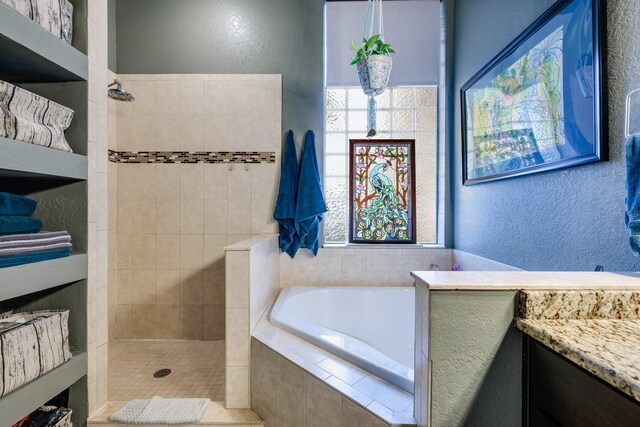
[[224, 234, 277, 251], [323, 243, 445, 249]]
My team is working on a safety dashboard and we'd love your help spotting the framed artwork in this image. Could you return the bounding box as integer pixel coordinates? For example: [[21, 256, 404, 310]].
[[349, 139, 416, 243], [461, 0, 606, 185]]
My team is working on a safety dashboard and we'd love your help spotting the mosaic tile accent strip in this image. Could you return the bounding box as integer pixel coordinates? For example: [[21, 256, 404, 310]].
[[108, 150, 276, 164]]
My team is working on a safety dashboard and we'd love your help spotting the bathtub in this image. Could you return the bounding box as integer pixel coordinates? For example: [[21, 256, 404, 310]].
[[270, 286, 415, 392]]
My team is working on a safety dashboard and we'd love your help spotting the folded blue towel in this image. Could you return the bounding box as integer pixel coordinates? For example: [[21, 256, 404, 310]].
[[0, 247, 71, 268], [294, 131, 327, 256], [274, 131, 301, 258], [0, 216, 42, 235], [626, 134, 640, 255], [0, 192, 37, 216]]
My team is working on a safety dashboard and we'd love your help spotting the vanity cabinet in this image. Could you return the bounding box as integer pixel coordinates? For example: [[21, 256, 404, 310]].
[[524, 337, 640, 427]]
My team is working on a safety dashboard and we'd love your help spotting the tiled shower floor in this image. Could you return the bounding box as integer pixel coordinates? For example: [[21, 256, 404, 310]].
[[109, 340, 225, 401]]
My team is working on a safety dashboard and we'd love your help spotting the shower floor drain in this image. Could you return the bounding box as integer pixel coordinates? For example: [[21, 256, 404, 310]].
[[153, 368, 172, 378]]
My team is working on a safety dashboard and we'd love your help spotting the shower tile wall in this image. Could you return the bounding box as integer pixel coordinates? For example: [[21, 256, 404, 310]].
[[114, 75, 281, 340]]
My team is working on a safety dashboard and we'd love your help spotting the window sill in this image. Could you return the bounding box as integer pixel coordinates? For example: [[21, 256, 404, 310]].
[[322, 243, 446, 250]]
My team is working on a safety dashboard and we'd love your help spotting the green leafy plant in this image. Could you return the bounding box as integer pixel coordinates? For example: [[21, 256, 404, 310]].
[[350, 34, 395, 65]]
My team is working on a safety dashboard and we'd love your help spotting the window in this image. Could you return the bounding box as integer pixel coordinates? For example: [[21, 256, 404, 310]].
[[324, 86, 438, 244]]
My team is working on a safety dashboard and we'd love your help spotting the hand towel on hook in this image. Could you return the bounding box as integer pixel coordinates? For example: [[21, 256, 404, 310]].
[[273, 130, 301, 258], [295, 131, 327, 256]]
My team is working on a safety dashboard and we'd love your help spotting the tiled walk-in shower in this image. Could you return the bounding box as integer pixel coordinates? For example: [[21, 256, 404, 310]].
[[108, 340, 225, 401]]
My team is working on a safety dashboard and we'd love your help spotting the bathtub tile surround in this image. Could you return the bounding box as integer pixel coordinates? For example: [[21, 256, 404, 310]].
[[280, 247, 452, 287], [305, 375, 343, 427], [277, 356, 307, 425], [353, 376, 414, 411], [251, 334, 415, 426], [225, 240, 451, 421], [342, 398, 388, 427], [225, 235, 280, 408], [516, 289, 640, 402], [317, 357, 368, 386], [252, 313, 415, 425], [114, 74, 281, 340]]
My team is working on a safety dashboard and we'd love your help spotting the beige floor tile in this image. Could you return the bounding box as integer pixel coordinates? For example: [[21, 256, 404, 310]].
[[109, 340, 225, 401]]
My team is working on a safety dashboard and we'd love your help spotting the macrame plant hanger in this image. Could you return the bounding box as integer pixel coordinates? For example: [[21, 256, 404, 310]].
[[360, 0, 389, 138]]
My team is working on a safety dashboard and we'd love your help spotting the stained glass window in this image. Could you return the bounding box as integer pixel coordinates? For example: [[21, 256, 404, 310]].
[[350, 140, 416, 243], [324, 86, 438, 244]]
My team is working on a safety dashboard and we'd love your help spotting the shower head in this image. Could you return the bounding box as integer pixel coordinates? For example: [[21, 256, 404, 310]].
[[108, 80, 135, 102]]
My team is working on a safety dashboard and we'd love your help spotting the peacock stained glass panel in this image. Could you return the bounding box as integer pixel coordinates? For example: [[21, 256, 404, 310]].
[[349, 140, 416, 243]]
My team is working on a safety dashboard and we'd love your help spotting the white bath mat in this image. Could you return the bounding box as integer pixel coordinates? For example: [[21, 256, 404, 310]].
[[108, 396, 210, 424]]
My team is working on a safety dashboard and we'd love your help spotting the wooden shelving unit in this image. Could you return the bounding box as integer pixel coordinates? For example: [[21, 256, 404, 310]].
[[0, 353, 88, 426], [0, 0, 89, 424]]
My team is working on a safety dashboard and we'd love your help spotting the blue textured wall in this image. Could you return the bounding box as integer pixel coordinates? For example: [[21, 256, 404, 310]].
[[452, 0, 640, 271]]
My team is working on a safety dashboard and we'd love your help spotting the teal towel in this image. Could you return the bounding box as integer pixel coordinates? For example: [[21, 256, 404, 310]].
[[0, 192, 37, 216], [626, 134, 640, 255], [274, 131, 301, 258], [294, 131, 327, 256], [0, 247, 71, 268], [0, 216, 42, 235]]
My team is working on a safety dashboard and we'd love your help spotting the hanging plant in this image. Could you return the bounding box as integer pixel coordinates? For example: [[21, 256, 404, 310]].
[[350, 34, 395, 65], [349, 0, 395, 137]]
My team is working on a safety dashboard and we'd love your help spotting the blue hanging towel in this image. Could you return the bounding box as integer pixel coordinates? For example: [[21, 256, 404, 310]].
[[274, 131, 301, 258], [295, 131, 327, 256], [626, 134, 640, 255]]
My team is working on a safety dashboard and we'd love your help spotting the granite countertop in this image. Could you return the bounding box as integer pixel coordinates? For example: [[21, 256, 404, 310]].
[[411, 271, 640, 290], [516, 290, 640, 402]]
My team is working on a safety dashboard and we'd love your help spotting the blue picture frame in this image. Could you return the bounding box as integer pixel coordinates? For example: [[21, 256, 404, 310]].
[[461, 0, 606, 185]]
